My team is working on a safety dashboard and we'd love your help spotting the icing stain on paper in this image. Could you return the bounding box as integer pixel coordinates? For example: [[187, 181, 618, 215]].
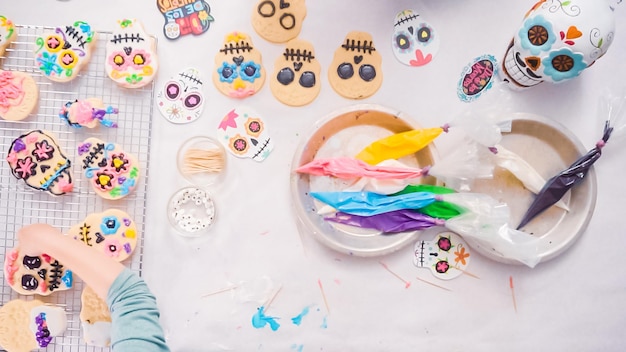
[[457, 54, 498, 102], [157, 0, 214, 40]]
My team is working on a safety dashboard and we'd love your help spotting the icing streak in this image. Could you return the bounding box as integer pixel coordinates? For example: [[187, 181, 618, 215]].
[[0, 71, 25, 113], [3, 249, 19, 285]]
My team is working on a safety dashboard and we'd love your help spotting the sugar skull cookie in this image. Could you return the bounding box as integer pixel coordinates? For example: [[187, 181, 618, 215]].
[[77, 138, 140, 200], [217, 107, 274, 162], [0, 15, 16, 57], [328, 31, 383, 99], [0, 299, 67, 352], [59, 98, 119, 128], [414, 232, 470, 280], [80, 285, 112, 347], [270, 38, 321, 106], [213, 32, 266, 99], [251, 0, 307, 43], [0, 69, 39, 121], [157, 67, 205, 124], [391, 9, 440, 67], [6, 130, 74, 195], [68, 209, 138, 262], [3, 246, 73, 295], [34, 21, 96, 82], [106, 19, 158, 88]]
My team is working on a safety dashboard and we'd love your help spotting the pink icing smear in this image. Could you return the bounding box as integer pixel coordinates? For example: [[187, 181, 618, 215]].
[[0, 71, 25, 113], [4, 249, 19, 285]]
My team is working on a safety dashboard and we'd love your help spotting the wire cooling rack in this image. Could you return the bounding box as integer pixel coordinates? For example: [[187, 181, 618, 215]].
[[0, 24, 155, 351]]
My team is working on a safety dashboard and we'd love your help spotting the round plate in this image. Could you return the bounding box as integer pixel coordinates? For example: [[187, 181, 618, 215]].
[[290, 104, 438, 257], [167, 186, 216, 237], [467, 112, 597, 264]]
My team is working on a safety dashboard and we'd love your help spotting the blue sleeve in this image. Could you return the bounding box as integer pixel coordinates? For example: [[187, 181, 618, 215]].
[[106, 268, 170, 352]]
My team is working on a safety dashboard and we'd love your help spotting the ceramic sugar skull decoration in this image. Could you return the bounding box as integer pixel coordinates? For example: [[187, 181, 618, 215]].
[[0, 15, 16, 57], [157, 67, 205, 124], [34, 21, 97, 82], [106, 19, 158, 88], [501, 0, 616, 89], [270, 38, 321, 106], [213, 32, 266, 99], [413, 232, 470, 280], [3, 247, 73, 295], [251, 0, 307, 43], [391, 9, 440, 67], [217, 107, 274, 162], [328, 31, 383, 100]]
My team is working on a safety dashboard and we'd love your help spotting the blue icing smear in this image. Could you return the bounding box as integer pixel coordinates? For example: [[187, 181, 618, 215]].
[[251, 307, 280, 331], [320, 316, 328, 329], [291, 344, 304, 352], [62, 270, 73, 288], [291, 306, 310, 326]]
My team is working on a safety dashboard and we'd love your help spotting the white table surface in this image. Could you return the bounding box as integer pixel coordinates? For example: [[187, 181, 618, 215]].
[[3, 0, 626, 351]]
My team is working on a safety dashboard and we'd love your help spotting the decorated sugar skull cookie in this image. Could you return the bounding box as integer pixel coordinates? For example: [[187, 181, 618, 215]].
[[157, 68, 205, 124], [251, 0, 307, 43], [6, 130, 74, 195], [213, 32, 266, 99], [34, 21, 96, 82], [0, 69, 39, 121], [59, 98, 119, 128], [77, 137, 140, 200], [0, 15, 16, 57], [106, 19, 158, 88], [157, 0, 214, 40], [414, 232, 470, 280], [392, 9, 440, 67], [80, 286, 112, 347], [3, 247, 73, 295], [270, 38, 321, 106], [0, 300, 67, 352], [68, 209, 138, 262], [328, 31, 383, 99], [501, 0, 615, 89], [217, 107, 274, 162]]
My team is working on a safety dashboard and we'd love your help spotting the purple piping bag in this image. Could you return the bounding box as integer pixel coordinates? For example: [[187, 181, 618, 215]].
[[325, 210, 445, 233]]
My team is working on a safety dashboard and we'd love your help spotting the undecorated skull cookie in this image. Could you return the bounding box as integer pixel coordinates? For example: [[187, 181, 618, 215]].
[[413, 232, 470, 280], [6, 130, 74, 196], [68, 209, 138, 262], [501, 0, 615, 89], [217, 107, 274, 162], [270, 38, 321, 106], [251, 0, 307, 43], [80, 285, 112, 347], [34, 21, 97, 82], [59, 98, 119, 128], [213, 32, 266, 99], [106, 19, 158, 88], [77, 137, 140, 200], [157, 68, 205, 124], [0, 69, 39, 121], [391, 9, 440, 67], [0, 15, 17, 57], [3, 247, 73, 295], [0, 299, 67, 352], [328, 31, 383, 99]]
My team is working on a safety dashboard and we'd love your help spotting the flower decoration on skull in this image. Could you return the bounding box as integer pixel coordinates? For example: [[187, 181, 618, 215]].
[[217, 107, 274, 162], [413, 232, 470, 280], [212, 32, 266, 99], [501, 0, 615, 89], [391, 9, 440, 67], [106, 19, 158, 88], [251, 0, 307, 43], [270, 38, 321, 106], [157, 68, 205, 124]]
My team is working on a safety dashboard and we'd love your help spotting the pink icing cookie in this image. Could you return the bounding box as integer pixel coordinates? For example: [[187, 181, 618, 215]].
[[106, 19, 158, 88], [0, 69, 39, 121], [3, 246, 73, 296]]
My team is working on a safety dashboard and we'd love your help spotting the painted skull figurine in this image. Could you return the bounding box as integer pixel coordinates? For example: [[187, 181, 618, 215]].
[[3, 247, 73, 295], [501, 0, 615, 89], [156, 68, 205, 124], [270, 38, 321, 106], [413, 232, 470, 280], [213, 32, 266, 99], [217, 107, 274, 162], [251, 0, 307, 43], [328, 31, 383, 99], [391, 9, 440, 67], [106, 19, 158, 88]]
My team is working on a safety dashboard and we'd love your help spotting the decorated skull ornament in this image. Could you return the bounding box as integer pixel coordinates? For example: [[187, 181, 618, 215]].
[[217, 107, 274, 162], [213, 32, 265, 99], [3, 247, 73, 295], [391, 9, 440, 67], [413, 232, 470, 280], [157, 68, 205, 124], [270, 38, 321, 106], [501, 0, 615, 89], [251, 0, 307, 43]]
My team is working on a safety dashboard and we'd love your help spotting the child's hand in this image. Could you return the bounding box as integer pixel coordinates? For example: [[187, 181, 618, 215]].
[[16, 223, 62, 255]]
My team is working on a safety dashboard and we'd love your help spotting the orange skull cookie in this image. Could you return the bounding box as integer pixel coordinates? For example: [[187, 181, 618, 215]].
[[270, 38, 320, 106], [0, 70, 39, 121], [3, 246, 73, 296], [251, 0, 307, 43], [213, 32, 265, 99]]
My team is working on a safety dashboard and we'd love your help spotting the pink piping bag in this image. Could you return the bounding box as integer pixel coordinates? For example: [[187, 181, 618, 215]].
[[295, 157, 426, 180]]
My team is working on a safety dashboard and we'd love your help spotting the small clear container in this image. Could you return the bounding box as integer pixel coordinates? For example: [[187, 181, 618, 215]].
[[176, 136, 226, 187], [168, 186, 216, 237]]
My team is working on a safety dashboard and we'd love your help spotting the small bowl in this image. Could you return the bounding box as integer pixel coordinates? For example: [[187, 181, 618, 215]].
[[177, 136, 226, 187], [168, 186, 216, 237]]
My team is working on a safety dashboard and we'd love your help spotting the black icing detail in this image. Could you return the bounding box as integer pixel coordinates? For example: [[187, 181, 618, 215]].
[[299, 71, 316, 88], [294, 62, 303, 71], [394, 13, 420, 27], [95, 232, 105, 244], [123, 46, 132, 56], [219, 41, 253, 55], [22, 274, 39, 291], [233, 56, 244, 66], [243, 65, 257, 77], [341, 38, 376, 54], [416, 27, 432, 43], [277, 67, 295, 85], [40, 164, 51, 173], [110, 33, 145, 44], [178, 71, 203, 85], [280, 0, 290, 9], [395, 34, 411, 50], [279, 13, 296, 30], [354, 55, 363, 64], [79, 224, 93, 246], [82, 143, 105, 169], [23, 255, 42, 270], [48, 260, 63, 292], [65, 25, 87, 48], [98, 158, 108, 168], [282, 48, 315, 63], [37, 269, 47, 280], [221, 66, 235, 79], [359, 65, 376, 82], [408, 26, 414, 35], [166, 83, 181, 99], [337, 63, 354, 79], [184, 93, 202, 109], [258, 0, 276, 17]]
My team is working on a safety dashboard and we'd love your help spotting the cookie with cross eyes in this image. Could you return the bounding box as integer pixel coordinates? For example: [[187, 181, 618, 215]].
[[157, 68, 205, 124], [213, 31, 266, 99], [34, 21, 97, 82], [329, 31, 383, 100], [0, 69, 39, 121], [6, 130, 74, 196], [0, 299, 67, 352], [77, 137, 140, 200], [106, 19, 158, 89], [0, 15, 17, 58], [252, 0, 307, 43], [270, 38, 320, 106], [3, 246, 74, 296]]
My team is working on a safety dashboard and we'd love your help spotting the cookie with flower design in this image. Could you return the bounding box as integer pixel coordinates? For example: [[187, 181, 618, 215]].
[[0, 15, 17, 57], [6, 130, 74, 195], [77, 137, 140, 200], [68, 209, 138, 262]]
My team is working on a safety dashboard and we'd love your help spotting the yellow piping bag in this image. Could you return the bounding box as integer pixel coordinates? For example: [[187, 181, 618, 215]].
[[355, 126, 446, 165]]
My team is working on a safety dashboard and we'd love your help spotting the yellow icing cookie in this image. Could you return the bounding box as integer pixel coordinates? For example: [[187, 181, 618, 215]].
[[251, 0, 307, 43], [270, 38, 321, 106], [213, 31, 265, 99], [0, 69, 39, 121]]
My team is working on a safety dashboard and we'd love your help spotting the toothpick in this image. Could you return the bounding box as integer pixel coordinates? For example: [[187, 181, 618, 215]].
[[452, 265, 481, 279], [263, 285, 283, 313], [318, 279, 330, 314], [509, 276, 518, 313], [379, 261, 411, 288], [415, 276, 452, 292], [201, 284, 239, 298]]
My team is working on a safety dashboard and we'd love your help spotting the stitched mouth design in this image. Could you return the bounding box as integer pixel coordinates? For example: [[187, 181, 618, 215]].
[[64, 25, 87, 48], [179, 71, 203, 85], [110, 33, 145, 44], [282, 48, 315, 62], [252, 138, 271, 160], [341, 38, 376, 54], [220, 41, 253, 55], [394, 13, 419, 27]]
